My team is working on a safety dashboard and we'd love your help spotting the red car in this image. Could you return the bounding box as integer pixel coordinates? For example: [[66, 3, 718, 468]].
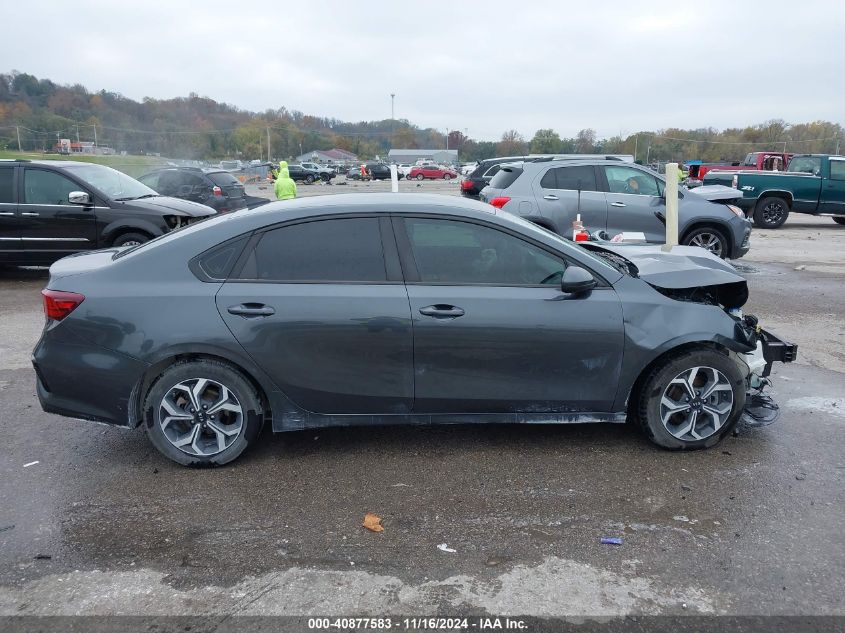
[[409, 165, 459, 180]]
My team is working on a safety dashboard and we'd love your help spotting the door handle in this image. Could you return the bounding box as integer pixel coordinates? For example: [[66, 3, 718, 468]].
[[227, 303, 275, 318], [610, 202, 626, 207], [21, 212, 40, 216], [543, 195, 559, 201], [419, 304, 465, 319]]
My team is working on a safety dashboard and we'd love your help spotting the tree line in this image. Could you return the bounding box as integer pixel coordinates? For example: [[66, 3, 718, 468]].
[[1, 71, 842, 164]]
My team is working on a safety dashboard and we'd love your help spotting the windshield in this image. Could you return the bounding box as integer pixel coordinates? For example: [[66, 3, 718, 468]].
[[64, 164, 157, 200], [788, 156, 822, 175]]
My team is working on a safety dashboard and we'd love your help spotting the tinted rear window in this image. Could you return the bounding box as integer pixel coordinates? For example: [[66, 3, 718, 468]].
[[0, 167, 13, 203], [489, 166, 523, 190], [239, 218, 386, 282], [196, 236, 249, 280], [207, 172, 240, 186], [539, 165, 597, 191]]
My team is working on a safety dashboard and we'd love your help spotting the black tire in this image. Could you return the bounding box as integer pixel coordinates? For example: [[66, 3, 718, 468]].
[[416, 174, 425, 181], [443, 173, 451, 180], [111, 232, 150, 247], [320, 173, 331, 182], [832, 217, 845, 226], [143, 359, 264, 467], [304, 174, 315, 184], [682, 226, 729, 259], [636, 349, 745, 451], [753, 196, 790, 229]]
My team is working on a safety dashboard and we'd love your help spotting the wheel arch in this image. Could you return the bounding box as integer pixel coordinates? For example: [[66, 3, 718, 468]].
[[129, 351, 273, 429], [680, 222, 732, 257], [755, 190, 794, 206]]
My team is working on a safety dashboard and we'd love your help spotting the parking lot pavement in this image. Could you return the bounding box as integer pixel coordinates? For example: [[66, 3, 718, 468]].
[[247, 175, 463, 200], [0, 213, 843, 617]]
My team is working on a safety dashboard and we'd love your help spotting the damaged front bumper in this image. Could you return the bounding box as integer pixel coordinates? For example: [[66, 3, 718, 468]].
[[736, 318, 798, 380]]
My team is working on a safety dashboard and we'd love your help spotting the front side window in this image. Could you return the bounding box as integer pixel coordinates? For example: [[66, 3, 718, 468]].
[[404, 218, 566, 286], [63, 164, 156, 200], [240, 218, 386, 282], [539, 166, 597, 191], [788, 156, 822, 175], [23, 169, 84, 205], [604, 166, 661, 196]]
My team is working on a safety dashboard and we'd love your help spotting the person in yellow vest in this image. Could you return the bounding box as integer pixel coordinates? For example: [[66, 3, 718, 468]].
[[274, 161, 297, 200]]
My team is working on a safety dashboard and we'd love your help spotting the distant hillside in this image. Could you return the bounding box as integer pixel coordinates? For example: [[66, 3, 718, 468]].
[[1, 71, 842, 163]]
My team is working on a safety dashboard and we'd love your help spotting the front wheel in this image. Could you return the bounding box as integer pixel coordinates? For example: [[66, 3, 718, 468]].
[[636, 349, 745, 450], [143, 359, 264, 466], [753, 196, 790, 229], [682, 227, 728, 259], [442, 173, 451, 180], [112, 232, 150, 247], [416, 174, 425, 181], [304, 174, 315, 184], [832, 217, 845, 226]]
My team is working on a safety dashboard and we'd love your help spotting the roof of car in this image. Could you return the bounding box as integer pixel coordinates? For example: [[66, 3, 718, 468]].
[[0, 159, 104, 168]]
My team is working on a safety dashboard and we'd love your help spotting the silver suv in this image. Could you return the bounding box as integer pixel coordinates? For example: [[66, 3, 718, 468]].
[[479, 158, 751, 259]]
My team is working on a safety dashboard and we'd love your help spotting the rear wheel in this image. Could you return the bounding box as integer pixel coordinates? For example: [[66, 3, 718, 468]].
[[304, 174, 315, 184], [443, 173, 451, 180], [636, 349, 745, 450], [112, 232, 150, 247], [682, 227, 728, 258], [143, 360, 264, 467], [832, 217, 845, 226], [753, 196, 790, 229]]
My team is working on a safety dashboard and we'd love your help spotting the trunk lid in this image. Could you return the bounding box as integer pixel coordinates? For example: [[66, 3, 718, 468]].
[[46, 249, 121, 283]]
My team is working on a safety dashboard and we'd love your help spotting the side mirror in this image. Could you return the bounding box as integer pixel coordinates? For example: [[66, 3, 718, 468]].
[[561, 266, 597, 295], [68, 191, 91, 205]]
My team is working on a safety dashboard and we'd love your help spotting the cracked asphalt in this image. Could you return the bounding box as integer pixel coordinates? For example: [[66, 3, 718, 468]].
[[0, 183, 843, 617]]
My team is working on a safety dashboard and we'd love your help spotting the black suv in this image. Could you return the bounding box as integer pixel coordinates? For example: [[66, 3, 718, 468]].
[[0, 159, 215, 266], [138, 167, 248, 213], [287, 164, 322, 184]]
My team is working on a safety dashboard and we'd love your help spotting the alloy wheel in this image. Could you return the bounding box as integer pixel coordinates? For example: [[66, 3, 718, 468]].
[[689, 232, 723, 257], [659, 366, 733, 441], [762, 201, 785, 225], [158, 378, 244, 456]]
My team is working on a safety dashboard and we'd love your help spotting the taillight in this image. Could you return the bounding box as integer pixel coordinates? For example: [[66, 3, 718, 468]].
[[731, 175, 738, 189], [42, 289, 85, 321], [212, 186, 223, 197], [489, 196, 511, 209], [460, 180, 473, 190]]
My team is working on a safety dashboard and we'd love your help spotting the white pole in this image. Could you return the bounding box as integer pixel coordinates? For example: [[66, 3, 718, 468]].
[[389, 164, 399, 192], [663, 162, 679, 251]]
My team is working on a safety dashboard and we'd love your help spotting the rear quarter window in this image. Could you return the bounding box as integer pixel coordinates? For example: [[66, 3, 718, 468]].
[[207, 172, 240, 186], [489, 166, 523, 189]]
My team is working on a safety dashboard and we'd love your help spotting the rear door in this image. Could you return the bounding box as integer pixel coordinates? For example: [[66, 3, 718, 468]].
[[18, 166, 97, 259], [820, 158, 845, 214], [395, 215, 624, 414], [532, 165, 607, 236], [601, 165, 666, 242], [216, 216, 414, 414], [0, 164, 19, 261]]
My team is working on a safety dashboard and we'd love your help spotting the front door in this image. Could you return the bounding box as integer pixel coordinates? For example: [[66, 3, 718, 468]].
[[601, 165, 667, 243], [820, 158, 845, 214], [532, 165, 608, 236], [19, 166, 97, 260], [396, 216, 625, 414], [0, 164, 19, 262], [216, 216, 414, 415]]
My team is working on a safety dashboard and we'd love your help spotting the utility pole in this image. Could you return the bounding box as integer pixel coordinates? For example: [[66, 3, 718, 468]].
[[76, 124, 80, 143], [93, 124, 97, 147], [836, 138, 841, 155], [446, 129, 449, 151], [634, 134, 639, 162], [390, 93, 396, 149], [266, 127, 271, 162], [15, 126, 21, 151]]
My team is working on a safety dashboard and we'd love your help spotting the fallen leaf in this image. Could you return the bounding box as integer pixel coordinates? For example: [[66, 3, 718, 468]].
[[363, 512, 384, 533]]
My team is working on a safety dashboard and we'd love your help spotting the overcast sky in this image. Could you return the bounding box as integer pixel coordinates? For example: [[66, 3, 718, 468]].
[[3, 1, 842, 141]]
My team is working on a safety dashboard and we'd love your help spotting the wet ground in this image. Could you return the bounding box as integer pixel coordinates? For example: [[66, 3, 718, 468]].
[[0, 189, 843, 617]]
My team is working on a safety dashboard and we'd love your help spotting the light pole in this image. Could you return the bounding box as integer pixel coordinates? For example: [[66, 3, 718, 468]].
[[390, 93, 395, 149], [446, 128, 449, 150]]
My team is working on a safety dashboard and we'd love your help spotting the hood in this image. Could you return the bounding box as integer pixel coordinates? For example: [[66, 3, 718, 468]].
[[688, 184, 742, 202], [277, 161, 290, 179], [583, 243, 745, 288], [123, 196, 216, 217]]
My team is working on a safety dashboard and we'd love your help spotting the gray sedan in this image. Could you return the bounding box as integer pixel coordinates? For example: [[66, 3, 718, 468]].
[[479, 159, 752, 259], [33, 194, 792, 466]]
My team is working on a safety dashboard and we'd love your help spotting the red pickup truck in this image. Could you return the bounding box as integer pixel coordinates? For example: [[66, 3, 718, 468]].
[[687, 151, 793, 187]]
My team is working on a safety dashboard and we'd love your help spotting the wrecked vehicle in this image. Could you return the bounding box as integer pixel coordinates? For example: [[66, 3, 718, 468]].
[[32, 194, 796, 466]]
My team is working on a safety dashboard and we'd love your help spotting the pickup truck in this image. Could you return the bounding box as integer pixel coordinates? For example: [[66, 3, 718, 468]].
[[730, 154, 845, 228], [688, 151, 792, 187]]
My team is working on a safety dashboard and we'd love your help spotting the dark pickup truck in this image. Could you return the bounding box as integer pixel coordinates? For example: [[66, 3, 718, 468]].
[[689, 151, 793, 188], [730, 154, 845, 228]]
